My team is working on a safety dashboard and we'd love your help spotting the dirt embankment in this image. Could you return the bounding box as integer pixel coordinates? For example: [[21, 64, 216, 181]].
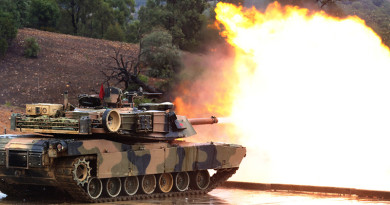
[[0, 28, 137, 107]]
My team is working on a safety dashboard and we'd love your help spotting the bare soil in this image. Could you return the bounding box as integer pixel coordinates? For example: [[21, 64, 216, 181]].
[[0, 28, 137, 107], [0, 28, 138, 133]]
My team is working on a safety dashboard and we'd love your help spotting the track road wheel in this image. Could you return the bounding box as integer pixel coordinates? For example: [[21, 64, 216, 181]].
[[140, 175, 156, 194], [86, 177, 103, 200], [122, 176, 139, 196], [191, 170, 210, 190], [105, 177, 121, 197], [72, 158, 92, 186], [157, 173, 173, 193], [174, 172, 189, 192]]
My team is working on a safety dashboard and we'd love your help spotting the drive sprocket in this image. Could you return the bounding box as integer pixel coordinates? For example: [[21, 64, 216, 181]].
[[72, 158, 92, 186]]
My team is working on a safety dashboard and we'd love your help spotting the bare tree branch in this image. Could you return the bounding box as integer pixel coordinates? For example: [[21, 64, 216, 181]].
[[101, 45, 163, 93]]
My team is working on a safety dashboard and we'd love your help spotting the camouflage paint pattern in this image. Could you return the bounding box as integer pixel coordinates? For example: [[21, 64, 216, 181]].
[[0, 135, 246, 185]]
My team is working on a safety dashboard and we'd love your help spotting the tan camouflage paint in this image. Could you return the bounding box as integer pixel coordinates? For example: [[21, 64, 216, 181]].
[[164, 147, 178, 173], [145, 149, 164, 174], [80, 140, 122, 154], [181, 147, 197, 171], [99, 152, 125, 178], [228, 147, 246, 167], [197, 148, 209, 165], [216, 145, 234, 168], [5, 138, 48, 150]]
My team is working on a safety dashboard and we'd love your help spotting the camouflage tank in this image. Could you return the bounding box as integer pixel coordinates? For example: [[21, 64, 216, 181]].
[[0, 87, 246, 202]]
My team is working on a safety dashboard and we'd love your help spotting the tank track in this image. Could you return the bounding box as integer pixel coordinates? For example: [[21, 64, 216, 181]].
[[0, 179, 27, 198], [55, 156, 238, 203], [0, 178, 61, 199]]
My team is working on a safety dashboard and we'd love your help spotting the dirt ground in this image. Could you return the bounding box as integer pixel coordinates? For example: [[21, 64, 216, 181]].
[[0, 105, 23, 134], [0, 28, 138, 107]]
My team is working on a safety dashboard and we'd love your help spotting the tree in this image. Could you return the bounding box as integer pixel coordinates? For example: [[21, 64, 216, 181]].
[[0, 0, 30, 28], [57, 0, 90, 34], [106, 0, 135, 26], [125, 20, 141, 43], [221, 0, 244, 6], [165, 0, 208, 50], [138, 0, 167, 36], [341, 0, 390, 47], [104, 23, 126, 41], [14, 0, 31, 27], [29, 0, 60, 29], [57, 0, 134, 37], [141, 30, 181, 78], [102, 30, 181, 92], [102, 46, 162, 93], [94, 1, 114, 37], [0, 15, 18, 57]]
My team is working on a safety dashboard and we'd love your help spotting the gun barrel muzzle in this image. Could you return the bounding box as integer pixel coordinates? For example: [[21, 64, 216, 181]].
[[188, 116, 218, 125]]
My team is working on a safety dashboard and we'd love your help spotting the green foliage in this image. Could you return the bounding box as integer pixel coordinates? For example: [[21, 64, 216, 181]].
[[24, 37, 40, 58], [141, 30, 181, 78], [106, 0, 135, 26], [138, 74, 149, 84], [126, 20, 141, 43], [137, 0, 208, 51], [57, 0, 134, 38], [94, 1, 115, 37], [0, 38, 7, 57], [223, 0, 245, 5], [0, 0, 31, 28], [4, 101, 12, 107], [29, 0, 60, 29], [165, 0, 207, 50], [104, 23, 126, 41], [155, 79, 173, 92], [0, 15, 18, 57], [138, 0, 168, 36], [133, 97, 153, 106], [339, 0, 390, 47]]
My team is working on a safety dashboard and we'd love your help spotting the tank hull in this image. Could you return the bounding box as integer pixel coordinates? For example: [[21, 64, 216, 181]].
[[0, 134, 246, 202]]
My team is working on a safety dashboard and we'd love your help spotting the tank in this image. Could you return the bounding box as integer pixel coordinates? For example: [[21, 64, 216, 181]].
[[0, 87, 246, 202]]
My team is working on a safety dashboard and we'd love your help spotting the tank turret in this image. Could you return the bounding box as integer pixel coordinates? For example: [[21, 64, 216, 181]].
[[10, 88, 217, 140]]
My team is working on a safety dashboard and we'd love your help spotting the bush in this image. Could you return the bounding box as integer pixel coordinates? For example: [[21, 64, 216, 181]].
[[24, 37, 40, 58], [133, 97, 153, 106], [138, 74, 149, 84]]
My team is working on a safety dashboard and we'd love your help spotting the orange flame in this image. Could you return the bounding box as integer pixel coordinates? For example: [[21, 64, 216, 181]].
[[176, 2, 390, 191]]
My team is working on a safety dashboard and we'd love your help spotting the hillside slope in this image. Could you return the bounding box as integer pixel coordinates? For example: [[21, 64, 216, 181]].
[[0, 28, 137, 106]]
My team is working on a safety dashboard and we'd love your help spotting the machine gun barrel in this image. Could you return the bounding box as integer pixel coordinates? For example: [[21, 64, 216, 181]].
[[188, 116, 218, 125]]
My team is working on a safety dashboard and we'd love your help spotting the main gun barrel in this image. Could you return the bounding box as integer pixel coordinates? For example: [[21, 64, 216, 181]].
[[188, 116, 218, 125]]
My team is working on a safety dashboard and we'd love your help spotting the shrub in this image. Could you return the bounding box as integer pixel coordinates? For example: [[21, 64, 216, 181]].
[[24, 37, 40, 58], [138, 74, 149, 84], [4, 101, 11, 107]]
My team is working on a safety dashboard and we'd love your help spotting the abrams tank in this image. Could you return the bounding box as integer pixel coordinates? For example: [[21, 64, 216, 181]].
[[0, 87, 246, 202]]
